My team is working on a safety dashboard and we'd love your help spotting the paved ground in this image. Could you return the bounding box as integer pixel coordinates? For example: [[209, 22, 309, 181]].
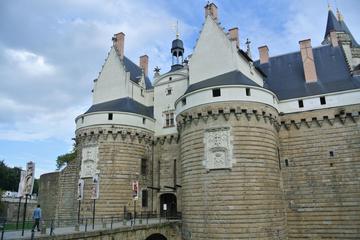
[[3, 218, 172, 240]]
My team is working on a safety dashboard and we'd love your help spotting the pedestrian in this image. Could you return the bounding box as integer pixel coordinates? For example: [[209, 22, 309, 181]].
[[31, 204, 42, 232]]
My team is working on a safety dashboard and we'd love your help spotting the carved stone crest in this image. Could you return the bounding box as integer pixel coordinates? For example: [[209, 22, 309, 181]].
[[204, 127, 232, 170], [80, 145, 99, 178]]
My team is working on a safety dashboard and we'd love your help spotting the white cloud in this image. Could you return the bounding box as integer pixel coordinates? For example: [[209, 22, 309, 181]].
[[5, 48, 56, 76]]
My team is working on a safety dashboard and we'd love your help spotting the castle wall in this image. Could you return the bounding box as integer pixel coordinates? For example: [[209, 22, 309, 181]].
[[38, 171, 60, 220], [178, 102, 287, 240], [279, 104, 360, 239], [76, 126, 154, 219]]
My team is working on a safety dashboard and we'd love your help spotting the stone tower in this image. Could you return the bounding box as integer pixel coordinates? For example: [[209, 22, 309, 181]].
[[74, 32, 155, 218], [176, 3, 287, 238]]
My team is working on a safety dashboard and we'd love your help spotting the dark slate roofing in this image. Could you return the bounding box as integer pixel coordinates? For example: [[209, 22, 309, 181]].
[[85, 97, 154, 118], [324, 10, 359, 47], [123, 56, 153, 89], [185, 70, 260, 94], [171, 39, 184, 52], [254, 45, 360, 100]]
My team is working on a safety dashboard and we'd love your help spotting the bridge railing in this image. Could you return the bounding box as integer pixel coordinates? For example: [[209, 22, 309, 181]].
[[0, 211, 181, 240]]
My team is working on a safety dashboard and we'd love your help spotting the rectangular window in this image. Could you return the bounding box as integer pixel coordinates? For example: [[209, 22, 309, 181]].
[[166, 88, 172, 95], [141, 89, 144, 97], [212, 88, 221, 97], [143, 118, 146, 124], [320, 96, 326, 105], [81, 117, 84, 123], [141, 158, 147, 175], [142, 190, 148, 207], [298, 99, 304, 108], [182, 98, 186, 106], [165, 112, 175, 127], [173, 159, 177, 187], [246, 88, 251, 96], [108, 113, 113, 120]]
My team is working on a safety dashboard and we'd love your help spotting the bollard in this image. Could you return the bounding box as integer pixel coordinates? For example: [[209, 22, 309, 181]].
[[50, 220, 54, 236], [85, 219, 88, 232], [110, 217, 113, 229], [30, 230, 35, 240], [74, 223, 80, 232], [1, 220, 6, 240], [41, 220, 46, 234]]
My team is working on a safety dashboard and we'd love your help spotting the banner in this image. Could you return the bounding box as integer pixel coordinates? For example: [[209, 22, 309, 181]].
[[77, 179, 84, 200], [17, 170, 26, 197], [23, 162, 35, 196], [91, 174, 99, 199], [132, 181, 139, 200]]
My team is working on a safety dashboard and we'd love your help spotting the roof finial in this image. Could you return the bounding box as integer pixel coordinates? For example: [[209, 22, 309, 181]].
[[176, 20, 179, 39], [336, 8, 344, 21], [245, 38, 252, 59], [327, 1, 331, 11]]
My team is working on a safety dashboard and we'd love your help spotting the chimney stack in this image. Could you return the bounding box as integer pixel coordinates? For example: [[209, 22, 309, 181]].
[[329, 31, 338, 47], [258, 45, 269, 64], [112, 32, 125, 59], [204, 2, 218, 21], [228, 28, 239, 48], [139, 55, 149, 77], [299, 39, 318, 83]]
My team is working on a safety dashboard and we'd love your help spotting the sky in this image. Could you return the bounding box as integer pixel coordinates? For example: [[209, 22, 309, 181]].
[[0, 0, 359, 178]]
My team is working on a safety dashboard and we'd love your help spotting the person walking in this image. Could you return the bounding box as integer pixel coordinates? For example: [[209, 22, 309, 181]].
[[31, 204, 42, 232]]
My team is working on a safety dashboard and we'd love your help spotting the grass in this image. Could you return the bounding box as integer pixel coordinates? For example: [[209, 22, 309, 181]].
[[2, 221, 33, 231]]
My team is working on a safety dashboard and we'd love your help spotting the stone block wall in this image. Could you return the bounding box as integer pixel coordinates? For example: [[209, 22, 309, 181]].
[[38, 171, 60, 221], [76, 126, 154, 220], [279, 104, 360, 239], [177, 102, 287, 239]]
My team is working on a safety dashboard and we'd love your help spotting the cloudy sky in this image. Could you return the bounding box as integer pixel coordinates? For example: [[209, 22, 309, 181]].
[[0, 0, 359, 178]]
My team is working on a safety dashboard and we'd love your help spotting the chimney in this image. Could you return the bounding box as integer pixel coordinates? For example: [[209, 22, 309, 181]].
[[112, 32, 125, 59], [258, 45, 269, 64], [204, 2, 218, 21], [139, 55, 149, 77], [299, 39, 318, 83], [329, 31, 338, 47], [228, 28, 239, 48]]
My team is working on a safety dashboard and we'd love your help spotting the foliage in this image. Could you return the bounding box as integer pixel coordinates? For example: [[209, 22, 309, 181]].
[[56, 147, 77, 170], [0, 160, 21, 191]]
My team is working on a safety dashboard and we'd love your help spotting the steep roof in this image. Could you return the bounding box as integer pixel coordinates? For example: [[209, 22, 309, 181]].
[[324, 10, 359, 47], [123, 56, 153, 89], [254, 45, 360, 100], [185, 70, 260, 94], [85, 97, 154, 118]]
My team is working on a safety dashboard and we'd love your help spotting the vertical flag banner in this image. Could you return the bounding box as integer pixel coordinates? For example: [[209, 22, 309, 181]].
[[132, 181, 139, 200], [23, 162, 35, 195], [91, 174, 99, 199], [17, 170, 26, 197], [77, 179, 84, 200]]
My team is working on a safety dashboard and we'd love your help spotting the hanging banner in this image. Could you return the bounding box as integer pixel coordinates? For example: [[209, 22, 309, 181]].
[[77, 179, 84, 200], [23, 162, 35, 196], [132, 181, 139, 200], [17, 170, 26, 197], [91, 174, 99, 199]]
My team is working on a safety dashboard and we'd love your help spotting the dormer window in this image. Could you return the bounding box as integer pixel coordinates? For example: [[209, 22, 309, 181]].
[[108, 113, 113, 120], [320, 96, 326, 105]]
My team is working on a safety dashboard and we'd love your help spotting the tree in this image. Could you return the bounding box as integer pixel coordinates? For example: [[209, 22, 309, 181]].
[[0, 160, 21, 191], [56, 147, 77, 170]]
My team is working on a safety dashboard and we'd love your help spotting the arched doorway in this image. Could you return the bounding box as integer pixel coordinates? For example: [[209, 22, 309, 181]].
[[145, 233, 167, 240], [159, 193, 177, 218]]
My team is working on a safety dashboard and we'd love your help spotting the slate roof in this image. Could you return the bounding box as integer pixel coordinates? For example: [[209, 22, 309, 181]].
[[254, 45, 360, 100], [85, 97, 154, 118], [123, 56, 153, 89], [185, 70, 260, 94]]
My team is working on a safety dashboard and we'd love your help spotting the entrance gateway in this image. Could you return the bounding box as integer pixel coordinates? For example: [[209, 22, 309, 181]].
[[159, 193, 177, 218]]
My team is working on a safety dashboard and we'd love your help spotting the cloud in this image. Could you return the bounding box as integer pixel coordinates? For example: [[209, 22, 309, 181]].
[[4, 48, 56, 76]]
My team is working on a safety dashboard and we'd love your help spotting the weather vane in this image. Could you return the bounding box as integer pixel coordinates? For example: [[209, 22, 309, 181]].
[[172, 20, 180, 39]]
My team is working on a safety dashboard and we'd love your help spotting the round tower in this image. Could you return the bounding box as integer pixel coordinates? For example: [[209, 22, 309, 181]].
[[175, 79, 287, 239], [74, 97, 155, 219]]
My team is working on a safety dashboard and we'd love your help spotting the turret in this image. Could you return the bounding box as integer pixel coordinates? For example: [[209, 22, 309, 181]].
[[171, 23, 184, 71]]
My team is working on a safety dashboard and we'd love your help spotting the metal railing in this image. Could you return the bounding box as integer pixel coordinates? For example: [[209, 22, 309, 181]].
[[0, 211, 181, 240]]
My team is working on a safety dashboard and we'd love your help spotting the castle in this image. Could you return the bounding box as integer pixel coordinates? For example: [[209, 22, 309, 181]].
[[39, 3, 360, 239]]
